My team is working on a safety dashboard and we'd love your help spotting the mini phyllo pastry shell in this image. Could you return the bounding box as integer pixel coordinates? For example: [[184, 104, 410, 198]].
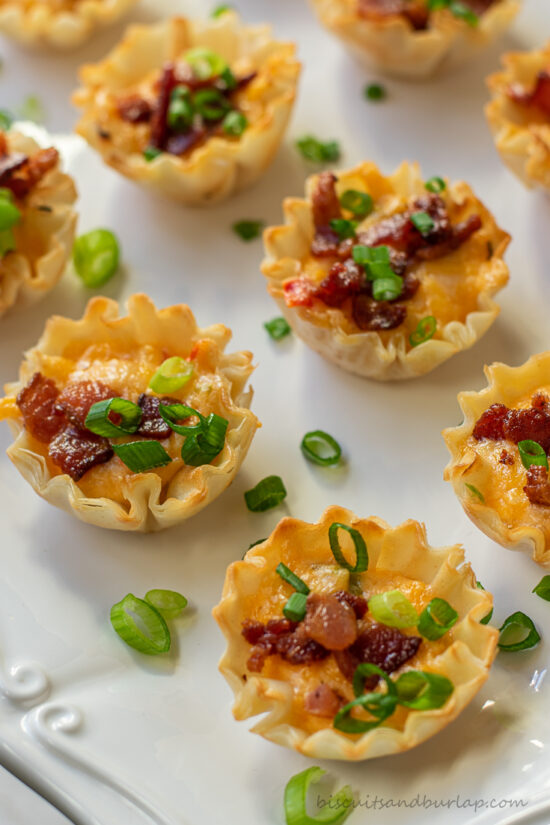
[[444, 353, 550, 567], [0, 294, 258, 532], [73, 14, 300, 205], [0, 130, 77, 318], [0, 0, 137, 50], [486, 43, 550, 191], [213, 506, 497, 760], [309, 0, 519, 79], [262, 161, 509, 381]]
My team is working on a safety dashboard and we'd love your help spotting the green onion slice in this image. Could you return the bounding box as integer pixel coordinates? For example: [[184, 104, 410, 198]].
[[368, 590, 418, 629], [232, 219, 264, 241], [0, 229, 16, 256], [193, 88, 231, 121], [184, 47, 227, 79], [223, 110, 248, 136], [18, 95, 45, 124], [85, 397, 142, 438], [0, 196, 21, 233], [409, 315, 436, 347], [144, 146, 162, 162], [425, 176, 446, 193], [329, 218, 357, 241], [498, 611, 541, 651], [295, 135, 341, 164], [264, 317, 291, 340], [448, 0, 478, 25], [283, 592, 308, 622], [476, 581, 493, 625], [110, 593, 171, 655], [284, 767, 354, 825], [352, 663, 397, 699], [518, 440, 548, 470], [411, 211, 435, 235], [394, 670, 454, 710], [149, 357, 194, 394], [0, 109, 13, 131], [245, 475, 287, 512], [328, 523, 368, 573], [334, 667, 397, 734], [533, 575, 550, 601], [276, 562, 310, 595], [158, 402, 203, 435], [372, 274, 403, 302], [145, 589, 188, 619], [301, 430, 342, 467], [465, 482, 485, 503], [73, 228, 120, 288], [340, 189, 373, 218], [167, 95, 194, 131], [418, 598, 458, 640], [180, 417, 227, 466], [112, 441, 172, 473], [364, 83, 386, 101], [212, 4, 232, 16]]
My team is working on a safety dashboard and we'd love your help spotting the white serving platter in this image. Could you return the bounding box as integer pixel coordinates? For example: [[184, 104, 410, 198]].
[[1, 1, 550, 823]]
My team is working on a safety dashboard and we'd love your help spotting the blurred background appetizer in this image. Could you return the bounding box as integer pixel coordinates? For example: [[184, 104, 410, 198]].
[[73, 12, 300, 205], [214, 506, 497, 760], [262, 161, 509, 380], [486, 42, 550, 191], [309, 0, 520, 79], [0, 294, 259, 531], [0, 129, 77, 317]]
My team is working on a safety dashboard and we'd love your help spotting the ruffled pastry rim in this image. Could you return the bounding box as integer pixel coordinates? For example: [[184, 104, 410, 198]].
[[0, 130, 78, 318], [2, 293, 259, 532], [443, 352, 550, 567], [0, 0, 137, 49], [262, 160, 510, 381], [309, 0, 520, 79], [486, 43, 550, 191], [73, 13, 300, 205], [213, 505, 498, 761]]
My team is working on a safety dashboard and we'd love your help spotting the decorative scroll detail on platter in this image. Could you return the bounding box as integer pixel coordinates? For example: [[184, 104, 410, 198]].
[[0, 661, 50, 706]]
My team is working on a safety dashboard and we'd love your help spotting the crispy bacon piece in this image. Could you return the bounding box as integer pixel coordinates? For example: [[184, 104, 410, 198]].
[[16, 373, 65, 443], [334, 590, 368, 619], [352, 295, 407, 331], [310, 172, 343, 257], [509, 70, 550, 117], [500, 449, 514, 465], [316, 260, 365, 307], [165, 129, 206, 157], [55, 380, 115, 429], [524, 465, 550, 507], [284, 279, 316, 307], [150, 63, 178, 150], [472, 403, 508, 441], [117, 96, 153, 124], [303, 593, 358, 651], [242, 617, 329, 673], [0, 147, 59, 200], [334, 623, 422, 682], [304, 684, 343, 717], [48, 425, 113, 481], [358, 0, 429, 29], [136, 394, 181, 440], [473, 395, 550, 453]]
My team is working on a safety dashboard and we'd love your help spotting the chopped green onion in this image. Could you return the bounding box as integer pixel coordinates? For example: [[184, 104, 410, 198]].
[[425, 176, 446, 194], [449, 0, 478, 25], [284, 767, 354, 825], [518, 440, 548, 470], [476, 581, 493, 625], [533, 575, 550, 601], [143, 145, 162, 162], [372, 274, 403, 301], [245, 475, 287, 512], [158, 402, 202, 436], [0, 109, 13, 131], [283, 592, 308, 622], [394, 670, 454, 710], [149, 357, 194, 394], [248, 538, 267, 550], [418, 598, 458, 640], [85, 397, 141, 438], [368, 590, 418, 629], [193, 88, 231, 121], [167, 93, 194, 131], [411, 211, 435, 235], [296, 135, 341, 164], [180, 419, 227, 466], [364, 83, 386, 101], [409, 315, 437, 347], [232, 219, 264, 241], [145, 589, 188, 619], [184, 47, 227, 80], [276, 562, 310, 595], [340, 189, 373, 218], [498, 611, 541, 651], [334, 666, 397, 733], [352, 244, 396, 281], [329, 218, 357, 241], [223, 110, 248, 136], [212, 4, 232, 16], [220, 66, 237, 91], [112, 441, 172, 473], [0, 229, 15, 257], [18, 95, 45, 124], [328, 523, 368, 573], [0, 195, 21, 233], [264, 317, 291, 341], [465, 482, 484, 503], [110, 593, 171, 655], [73, 228, 120, 288], [301, 430, 342, 467], [352, 663, 397, 698]]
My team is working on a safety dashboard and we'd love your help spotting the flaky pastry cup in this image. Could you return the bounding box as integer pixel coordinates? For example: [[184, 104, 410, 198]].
[[0, 0, 137, 49], [73, 14, 300, 205], [213, 506, 497, 760], [262, 161, 509, 380], [486, 43, 550, 191], [444, 353, 550, 567], [309, 0, 520, 79], [0, 131, 77, 318], [0, 294, 259, 532]]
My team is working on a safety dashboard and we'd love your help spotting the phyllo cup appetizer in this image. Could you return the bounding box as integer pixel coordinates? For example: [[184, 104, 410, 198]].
[[444, 353, 550, 567], [213, 506, 497, 760], [0, 130, 77, 318], [309, 0, 520, 79], [0, 294, 259, 532], [0, 0, 137, 49], [486, 42, 550, 191], [262, 162, 509, 380], [73, 14, 300, 205]]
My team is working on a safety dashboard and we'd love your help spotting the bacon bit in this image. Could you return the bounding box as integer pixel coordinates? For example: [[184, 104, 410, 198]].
[[334, 623, 422, 683], [0, 152, 27, 183], [16, 373, 65, 443], [242, 617, 328, 673], [473, 403, 508, 441], [0, 132, 7, 157], [165, 128, 206, 157], [334, 590, 368, 619], [312, 172, 342, 229], [474, 396, 550, 453], [524, 465, 550, 507], [117, 96, 153, 124], [150, 63, 178, 150], [55, 380, 115, 429], [316, 260, 365, 308], [284, 279, 316, 307], [500, 449, 514, 465], [358, 0, 429, 29], [48, 425, 113, 481], [303, 593, 358, 651], [0, 148, 59, 200], [136, 394, 180, 440], [352, 295, 407, 331], [304, 684, 343, 717], [415, 215, 483, 261], [509, 70, 550, 117]]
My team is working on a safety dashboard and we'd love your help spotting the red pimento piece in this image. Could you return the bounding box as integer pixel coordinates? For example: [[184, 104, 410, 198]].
[[16, 373, 65, 443], [48, 425, 113, 481], [56, 380, 116, 429], [284, 279, 316, 307], [509, 70, 550, 117]]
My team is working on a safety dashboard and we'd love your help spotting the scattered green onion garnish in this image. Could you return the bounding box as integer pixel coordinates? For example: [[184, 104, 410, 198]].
[[85, 398, 142, 438], [533, 575, 550, 601], [223, 110, 248, 136], [352, 244, 403, 301], [448, 0, 478, 26], [248, 538, 267, 550], [335, 664, 397, 734], [159, 402, 228, 466], [144, 589, 188, 619], [276, 562, 310, 595], [417, 598, 458, 640], [110, 593, 171, 655], [364, 83, 386, 102], [368, 590, 418, 629], [352, 662, 394, 698], [167, 88, 194, 130], [193, 88, 231, 121], [425, 176, 446, 194], [18, 95, 45, 124], [372, 274, 403, 302], [158, 402, 202, 435], [264, 317, 291, 341], [284, 767, 354, 825], [283, 592, 308, 622], [112, 441, 172, 473], [411, 211, 435, 235], [295, 135, 341, 164], [340, 189, 373, 218], [143, 146, 162, 162], [409, 315, 437, 347], [465, 482, 484, 503], [245, 475, 287, 512], [328, 522, 368, 573], [232, 220, 264, 241], [184, 47, 227, 80], [329, 218, 357, 241], [73, 228, 120, 288], [518, 440, 548, 470], [301, 430, 342, 467], [211, 4, 232, 17], [476, 581, 493, 625], [149, 357, 194, 394], [498, 612, 541, 651], [394, 670, 454, 710], [0, 109, 13, 131]]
